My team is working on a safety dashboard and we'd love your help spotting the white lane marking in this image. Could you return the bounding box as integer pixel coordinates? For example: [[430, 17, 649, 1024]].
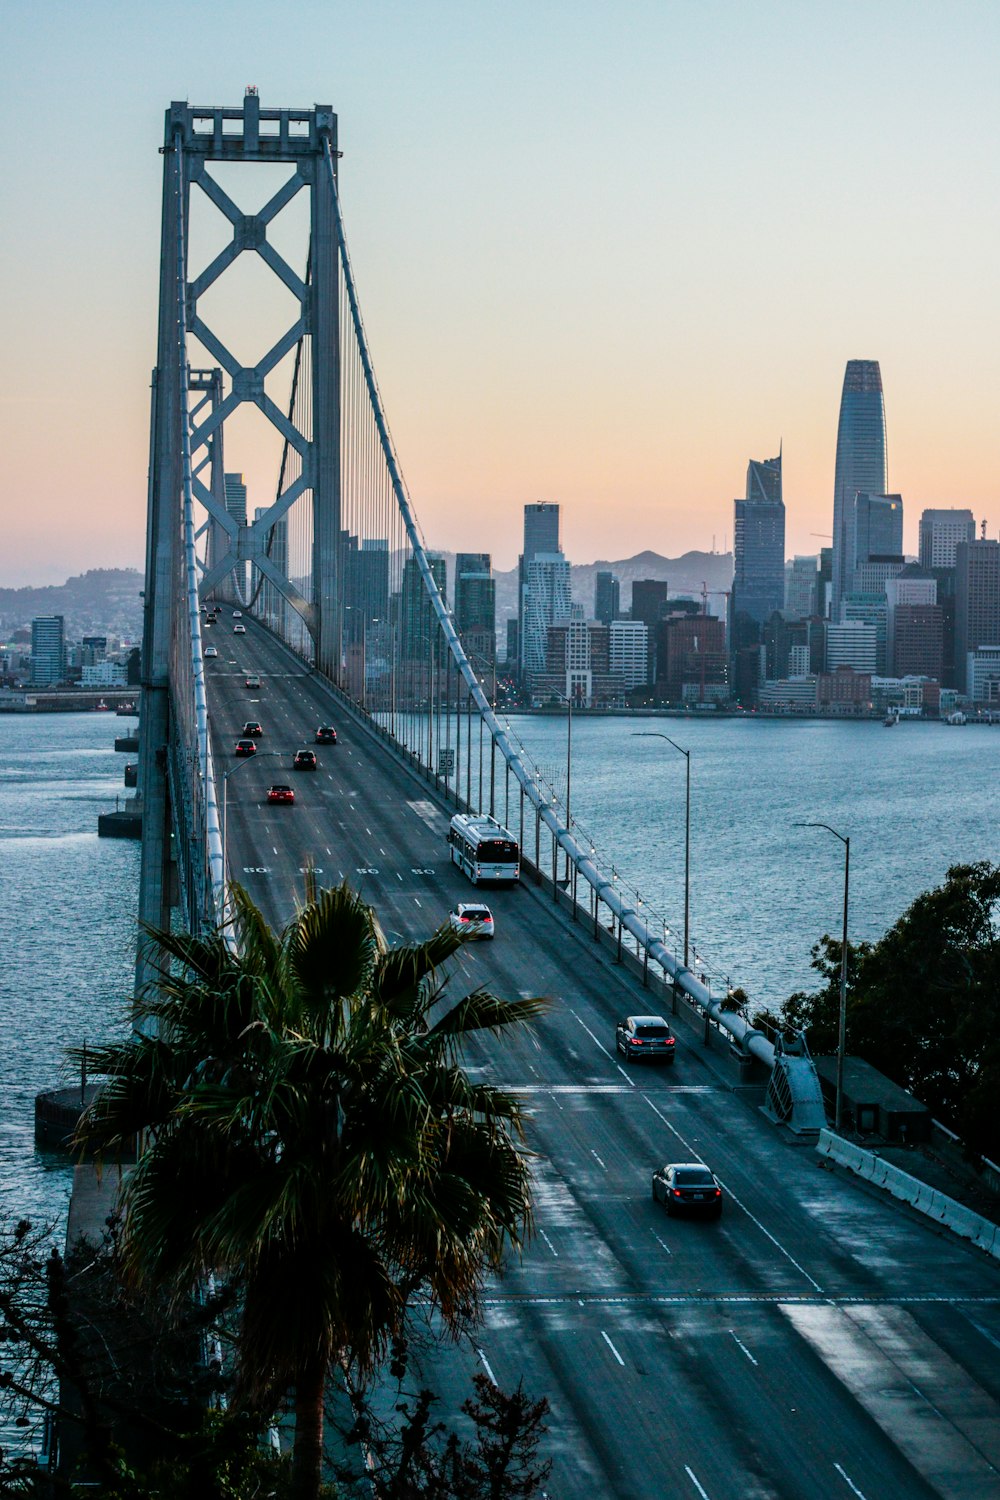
[[617, 1064, 636, 1087], [476, 1348, 498, 1386], [642, 1096, 824, 1293], [539, 1229, 559, 1258], [960, 1312, 1000, 1353], [833, 1462, 869, 1498], [601, 1331, 625, 1367], [325, 847, 331, 855], [379, 847, 386, 855], [365, 826, 372, 835], [568, 1008, 615, 1061], [397, 872, 403, 881], [729, 1329, 758, 1366], [591, 1150, 607, 1170], [414, 897, 422, 908], [685, 1467, 711, 1500], [651, 1231, 672, 1255], [272, 845, 278, 855]]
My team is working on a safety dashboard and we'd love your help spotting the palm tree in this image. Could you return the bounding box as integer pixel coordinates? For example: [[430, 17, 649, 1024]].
[[75, 881, 542, 1500]]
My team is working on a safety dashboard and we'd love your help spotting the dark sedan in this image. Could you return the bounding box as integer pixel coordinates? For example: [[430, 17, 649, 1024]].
[[616, 1015, 676, 1064], [315, 726, 338, 744], [234, 738, 257, 757], [652, 1163, 723, 1218]]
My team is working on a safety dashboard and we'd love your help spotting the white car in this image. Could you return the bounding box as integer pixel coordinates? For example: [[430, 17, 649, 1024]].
[[234, 624, 246, 634], [233, 610, 242, 618], [204, 645, 218, 659], [449, 903, 495, 940]]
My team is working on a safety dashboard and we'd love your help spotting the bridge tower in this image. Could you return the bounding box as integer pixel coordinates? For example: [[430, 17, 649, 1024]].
[[139, 92, 343, 984]]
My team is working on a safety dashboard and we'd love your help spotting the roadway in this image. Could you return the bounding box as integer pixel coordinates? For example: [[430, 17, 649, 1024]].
[[204, 613, 1000, 1500]]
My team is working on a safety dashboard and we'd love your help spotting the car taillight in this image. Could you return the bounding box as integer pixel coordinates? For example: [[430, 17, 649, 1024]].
[[631, 1037, 642, 1045], [672, 1188, 682, 1197], [714, 1188, 722, 1197]]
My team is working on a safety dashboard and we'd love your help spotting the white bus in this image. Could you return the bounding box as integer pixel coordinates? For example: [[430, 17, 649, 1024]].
[[448, 814, 520, 885]]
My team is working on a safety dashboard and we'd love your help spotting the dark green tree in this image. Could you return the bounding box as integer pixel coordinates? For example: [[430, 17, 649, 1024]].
[[75, 882, 543, 1500]]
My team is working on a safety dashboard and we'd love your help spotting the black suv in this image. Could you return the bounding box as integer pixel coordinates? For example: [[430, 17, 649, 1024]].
[[616, 1015, 675, 1064]]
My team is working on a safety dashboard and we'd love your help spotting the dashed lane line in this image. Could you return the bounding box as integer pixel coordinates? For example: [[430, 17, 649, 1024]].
[[729, 1330, 758, 1366], [685, 1466, 711, 1500], [833, 1464, 869, 1499], [601, 1331, 625, 1367], [475, 1348, 498, 1386], [568, 1008, 615, 1062]]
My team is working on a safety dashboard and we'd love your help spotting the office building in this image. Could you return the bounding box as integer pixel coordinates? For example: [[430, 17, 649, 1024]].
[[252, 507, 290, 638], [732, 451, 785, 645], [919, 509, 976, 570], [785, 556, 819, 620], [225, 472, 249, 599], [609, 620, 648, 689], [518, 504, 569, 678], [594, 571, 621, 626], [885, 567, 937, 673], [532, 618, 613, 708], [892, 605, 944, 681], [817, 667, 873, 712], [400, 553, 447, 660], [967, 647, 1000, 704], [454, 552, 496, 670], [656, 614, 727, 704], [840, 594, 888, 675], [505, 618, 519, 668], [341, 536, 389, 642], [955, 539, 1000, 693], [847, 493, 903, 589], [825, 621, 879, 674], [854, 557, 905, 595], [30, 616, 65, 685], [832, 361, 887, 617], [818, 548, 833, 618]]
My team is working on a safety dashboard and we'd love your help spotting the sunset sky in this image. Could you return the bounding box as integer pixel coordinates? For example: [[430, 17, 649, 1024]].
[[2, 1, 997, 584]]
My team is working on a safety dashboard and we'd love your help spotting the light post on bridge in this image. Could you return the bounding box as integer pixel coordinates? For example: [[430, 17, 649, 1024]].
[[634, 732, 691, 970], [795, 820, 850, 1133]]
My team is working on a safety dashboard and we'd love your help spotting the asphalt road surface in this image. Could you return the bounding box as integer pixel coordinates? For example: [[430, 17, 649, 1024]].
[[205, 615, 1000, 1500]]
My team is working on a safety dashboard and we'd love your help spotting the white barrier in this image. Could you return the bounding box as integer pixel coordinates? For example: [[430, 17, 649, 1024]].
[[816, 1128, 1000, 1260]]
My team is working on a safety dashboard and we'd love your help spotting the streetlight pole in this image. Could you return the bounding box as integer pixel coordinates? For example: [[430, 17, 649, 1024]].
[[634, 732, 690, 969], [795, 821, 850, 1132]]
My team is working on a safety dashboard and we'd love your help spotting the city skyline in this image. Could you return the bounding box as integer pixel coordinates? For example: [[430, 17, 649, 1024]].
[[3, 4, 999, 585]]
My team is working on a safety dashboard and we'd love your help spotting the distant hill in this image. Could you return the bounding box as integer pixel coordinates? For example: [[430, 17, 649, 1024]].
[[432, 549, 733, 627], [0, 569, 144, 639]]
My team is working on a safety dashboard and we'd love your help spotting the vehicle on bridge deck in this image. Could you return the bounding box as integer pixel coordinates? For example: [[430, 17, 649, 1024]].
[[448, 814, 520, 886], [233, 610, 242, 617], [449, 903, 495, 939], [233, 624, 246, 634], [243, 722, 263, 738], [315, 725, 338, 744], [266, 784, 295, 805], [245, 676, 261, 689], [204, 645, 218, 658], [234, 738, 256, 757], [616, 1015, 676, 1064], [293, 750, 317, 771], [653, 1163, 723, 1218]]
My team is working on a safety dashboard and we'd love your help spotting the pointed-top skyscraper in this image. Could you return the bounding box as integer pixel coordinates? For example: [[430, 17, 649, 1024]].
[[831, 360, 887, 617]]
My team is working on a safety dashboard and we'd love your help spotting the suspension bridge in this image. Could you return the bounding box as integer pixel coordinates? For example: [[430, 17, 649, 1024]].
[[126, 92, 1000, 1498]]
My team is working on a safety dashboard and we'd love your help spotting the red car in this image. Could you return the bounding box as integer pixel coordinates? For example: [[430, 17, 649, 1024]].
[[266, 784, 295, 805], [234, 738, 257, 757]]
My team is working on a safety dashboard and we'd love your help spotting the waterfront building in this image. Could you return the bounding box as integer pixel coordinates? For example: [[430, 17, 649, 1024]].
[[594, 571, 621, 626], [832, 360, 888, 618], [919, 509, 976, 570], [847, 493, 903, 590], [817, 666, 873, 712], [825, 621, 879, 675], [30, 615, 65, 685], [955, 539, 1000, 692], [732, 451, 785, 646], [656, 613, 727, 704], [966, 646, 1000, 704], [81, 662, 127, 687], [518, 504, 569, 678], [533, 617, 614, 707], [609, 620, 648, 689], [785, 556, 819, 620], [885, 568, 937, 673], [758, 676, 818, 710], [454, 552, 496, 671], [80, 636, 108, 667]]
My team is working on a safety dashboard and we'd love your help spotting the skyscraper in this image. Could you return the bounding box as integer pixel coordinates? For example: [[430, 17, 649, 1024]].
[[224, 472, 249, 599], [832, 361, 887, 618], [31, 616, 65, 685], [518, 504, 570, 678], [846, 493, 903, 591], [253, 507, 289, 638], [918, 509, 976, 570], [955, 539, 1000, 693], [594, 571, 620, 626], [732, 451, 785, 646], [454, 553, 496, 669]]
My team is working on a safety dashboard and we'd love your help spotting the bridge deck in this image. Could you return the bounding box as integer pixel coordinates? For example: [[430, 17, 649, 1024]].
[[205, 618, 1000, 1500]]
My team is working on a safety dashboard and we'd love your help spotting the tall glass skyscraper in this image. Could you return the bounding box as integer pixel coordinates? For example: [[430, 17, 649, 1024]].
[[832, 360, 887, 617], [732, 451, 785, 647]]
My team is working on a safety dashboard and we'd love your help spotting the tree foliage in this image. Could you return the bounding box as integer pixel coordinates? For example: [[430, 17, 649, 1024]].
[[756, 862, 1000, 1158], [73, 882, 544, 1500]]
